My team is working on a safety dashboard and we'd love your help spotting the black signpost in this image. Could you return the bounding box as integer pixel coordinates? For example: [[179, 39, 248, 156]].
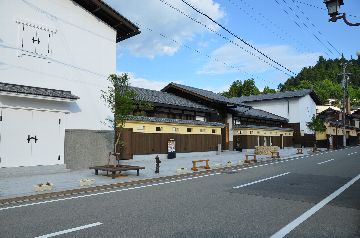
[[167, 139, 176, 159]]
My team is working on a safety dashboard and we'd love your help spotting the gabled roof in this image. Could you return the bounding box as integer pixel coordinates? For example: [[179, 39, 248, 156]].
[[0, 82, 79, 101], [230, 89, 322, 105], [131, 87, 213, 112], [73, 0, 140, 42], [232, 106, 288, 123], [126, 115, 225, 127], [162, 83, 239, 106]]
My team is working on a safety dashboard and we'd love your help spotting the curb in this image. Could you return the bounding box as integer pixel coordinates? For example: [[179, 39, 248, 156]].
[[0, 158, 282, 206], [1, 147, 352, 206]]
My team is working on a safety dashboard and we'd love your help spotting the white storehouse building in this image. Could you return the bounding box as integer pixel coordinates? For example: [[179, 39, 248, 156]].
[[0, 0, 139, 168], [230, 89, 322, 146]]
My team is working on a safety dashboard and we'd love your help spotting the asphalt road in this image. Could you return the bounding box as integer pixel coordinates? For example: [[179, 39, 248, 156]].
[[0, 147, 359, 238]]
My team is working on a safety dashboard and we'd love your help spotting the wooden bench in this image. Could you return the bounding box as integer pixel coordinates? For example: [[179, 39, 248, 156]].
[[271, 151, 280, 159], [191, 160, 210, 171], [244, 154, 257, 163], [296, 148, 303, 154], [90, 165, 145, 179]]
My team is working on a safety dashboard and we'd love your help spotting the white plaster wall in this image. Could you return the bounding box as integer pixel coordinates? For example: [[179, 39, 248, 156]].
[[0, 0, 117, 130], [245, 95, 316, 134], [298, 95, 317, 134]]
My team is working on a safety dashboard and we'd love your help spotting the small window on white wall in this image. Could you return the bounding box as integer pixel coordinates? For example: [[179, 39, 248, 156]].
[[16, 20, 56, 59]]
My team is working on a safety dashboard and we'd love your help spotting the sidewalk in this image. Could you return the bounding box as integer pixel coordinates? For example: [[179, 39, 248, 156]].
[[0, 148, 315, 199]]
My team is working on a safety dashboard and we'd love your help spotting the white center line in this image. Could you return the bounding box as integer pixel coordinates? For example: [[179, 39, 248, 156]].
[[34, 222, 102, 238], [271, 173, 360, 238], [233, 172, 290, 189], [317, 159, 335, 165]]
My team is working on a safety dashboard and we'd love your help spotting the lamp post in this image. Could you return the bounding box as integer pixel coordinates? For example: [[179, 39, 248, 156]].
[[323, 0, 360, 26]]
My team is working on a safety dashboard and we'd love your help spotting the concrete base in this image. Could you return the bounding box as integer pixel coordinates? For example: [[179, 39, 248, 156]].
[[228, 141, 234, 151], [0, 164, 69, 178]]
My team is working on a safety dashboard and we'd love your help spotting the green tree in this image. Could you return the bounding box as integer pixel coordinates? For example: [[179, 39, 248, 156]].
[[101, 74, 137, 156], [278, 56, 360, 106], [306, 115, 326, 148], [220, 80, 243, 98], [242, 78, 260, 96], [101, 74, 152, 160], [262, 86, 277, 94]]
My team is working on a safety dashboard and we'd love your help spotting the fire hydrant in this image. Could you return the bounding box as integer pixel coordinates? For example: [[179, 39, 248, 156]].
[[155, 155, 161, 174]]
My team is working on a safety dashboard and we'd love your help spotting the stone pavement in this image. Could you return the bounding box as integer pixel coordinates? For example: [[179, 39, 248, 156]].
[[0, 148, 317, 199]]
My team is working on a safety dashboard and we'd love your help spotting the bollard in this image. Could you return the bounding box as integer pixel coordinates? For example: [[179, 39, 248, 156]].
[[155, 155, 161, 173]]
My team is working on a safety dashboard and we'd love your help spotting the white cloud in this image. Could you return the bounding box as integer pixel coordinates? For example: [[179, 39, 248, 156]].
[[106, 0, 224, 58], [199, 40, 321, 75], [118, 72, 169, 90]]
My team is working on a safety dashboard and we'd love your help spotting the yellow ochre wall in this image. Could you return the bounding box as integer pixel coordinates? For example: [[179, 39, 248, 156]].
[[123, 121, 223, 135], [325, 126, 357, 136], [233, 128, 293, 137]]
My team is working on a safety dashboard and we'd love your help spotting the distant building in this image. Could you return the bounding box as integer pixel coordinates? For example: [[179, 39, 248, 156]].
[[161, 83, 292, 150], [0, 0, 139, 167], [316, 108, 359, 147], [230, 89, 322, 147]]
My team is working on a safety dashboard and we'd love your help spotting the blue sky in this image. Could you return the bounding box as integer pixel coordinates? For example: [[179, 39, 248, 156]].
[[107, 0, 359, 92]]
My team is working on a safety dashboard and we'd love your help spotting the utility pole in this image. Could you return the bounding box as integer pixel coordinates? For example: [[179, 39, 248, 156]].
[[340, 62, 351, 147]]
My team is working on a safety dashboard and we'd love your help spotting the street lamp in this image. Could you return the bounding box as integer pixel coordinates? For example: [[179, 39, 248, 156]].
[[323, 0, 360, 26]]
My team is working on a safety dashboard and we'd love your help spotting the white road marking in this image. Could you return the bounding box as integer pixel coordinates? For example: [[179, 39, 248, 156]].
[[34, 222, 102, 238], [2, 148, 355, 211], [317, 159, 335, 165], [233, 172, 290, 189], [271, 173, 360, 238]]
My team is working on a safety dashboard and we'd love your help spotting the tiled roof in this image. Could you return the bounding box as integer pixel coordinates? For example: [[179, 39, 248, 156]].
[[162, 83, 238, 105], [230, 89, 321, 105], [232, 106, 288, 122], [131, 86, 212, 111], [126, 115, 225, 127], [234, 124, 293, 131], [0, 82, 79, 100], [73, 0, 140, 42]]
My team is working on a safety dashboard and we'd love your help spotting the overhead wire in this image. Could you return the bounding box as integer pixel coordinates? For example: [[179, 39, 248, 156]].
[[273, 0, 333, 57], [131, 22, 278, 88], [293, 0, 358, 19], [226, 0, 317, 60], [158, 0, 295, 77], [291, 0, 342, 56], [178, 0, 296, 76]]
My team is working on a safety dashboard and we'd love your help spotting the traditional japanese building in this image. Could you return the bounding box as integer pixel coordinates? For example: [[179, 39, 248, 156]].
[[230, 89, 321, 147], [162, 83, 293, 150], [316, 107, 359, 148]]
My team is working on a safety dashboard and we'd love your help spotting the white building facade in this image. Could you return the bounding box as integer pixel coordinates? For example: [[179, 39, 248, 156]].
[[230, 89, 321, 146], [0, 0, 139, 167]]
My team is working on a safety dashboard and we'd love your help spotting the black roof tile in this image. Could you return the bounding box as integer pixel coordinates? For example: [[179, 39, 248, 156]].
[[162, 83, 239, 105], [0, 82, 79, 100], [232, 106, 288, 122], [230, 89, 321, 105], [131, 86, 212, 111]]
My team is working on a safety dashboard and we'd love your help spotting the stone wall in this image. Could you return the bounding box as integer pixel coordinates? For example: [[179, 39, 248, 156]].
[[254, 146, 279, 155], [64, 129, 114, 170]]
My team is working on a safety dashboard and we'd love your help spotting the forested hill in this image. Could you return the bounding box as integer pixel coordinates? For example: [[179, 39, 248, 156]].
[[278, 56, 360, 106]]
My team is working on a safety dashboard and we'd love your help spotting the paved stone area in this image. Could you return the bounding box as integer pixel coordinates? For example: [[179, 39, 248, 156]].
[[0, 148, 316, 199]]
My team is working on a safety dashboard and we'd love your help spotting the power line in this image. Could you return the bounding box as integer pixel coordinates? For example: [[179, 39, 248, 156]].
[[226, 0, 317, 60], [274, 0, 334, 57], [178, 0, 296, 76], [158, 0, 294, 77], [293, 0, 358, 19], [291, 0, 342, 56], [132, 22, 278, 88]]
